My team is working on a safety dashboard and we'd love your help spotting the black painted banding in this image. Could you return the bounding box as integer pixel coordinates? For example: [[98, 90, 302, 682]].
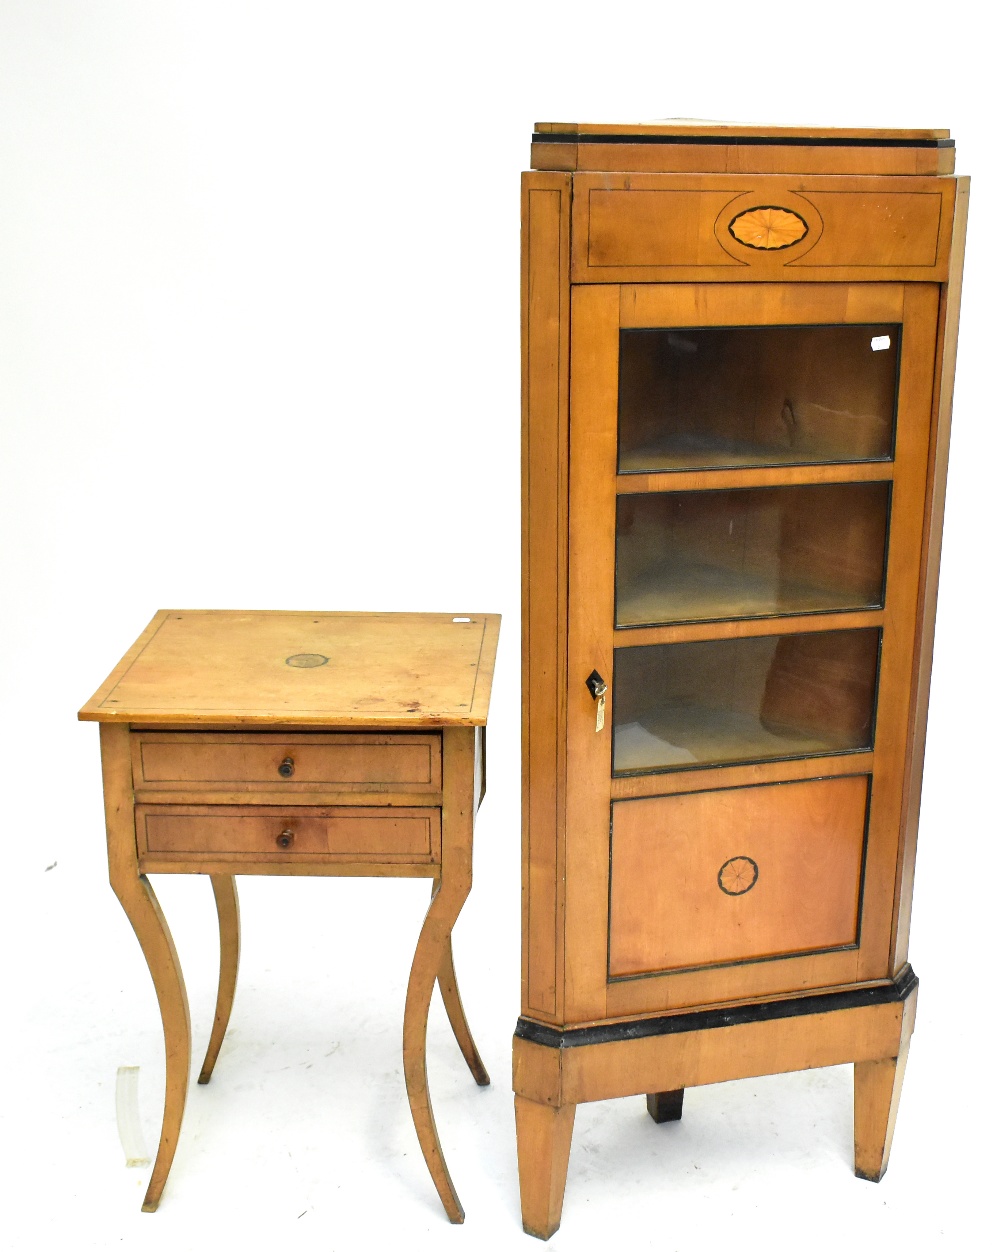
[[515, 966, 918, 1049], [531, 133, 954, 149]]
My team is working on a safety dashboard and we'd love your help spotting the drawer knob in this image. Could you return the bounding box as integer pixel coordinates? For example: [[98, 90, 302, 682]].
[[278, 757, 295, 778], [276, 829, 295, 849]]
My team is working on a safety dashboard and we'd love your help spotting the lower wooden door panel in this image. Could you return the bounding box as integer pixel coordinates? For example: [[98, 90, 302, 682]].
[[609, 774, 870, 978]]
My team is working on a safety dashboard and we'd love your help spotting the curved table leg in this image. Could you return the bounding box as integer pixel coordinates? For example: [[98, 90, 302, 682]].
[[198, 875, 240, 1085], [404, 880, 469, 1223], [437, 932, 489, 1087], [112, 872, 192, 1212], [102, 723, 191, 1214], [402, 726, 478, 1224]]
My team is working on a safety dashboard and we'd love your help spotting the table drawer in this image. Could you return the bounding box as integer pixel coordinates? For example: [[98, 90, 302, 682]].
[[131, 732, 441, 796], [136, 804, 441, 865]]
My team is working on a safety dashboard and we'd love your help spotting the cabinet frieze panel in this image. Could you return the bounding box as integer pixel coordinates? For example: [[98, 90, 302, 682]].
[[571, 173, 954, 282]]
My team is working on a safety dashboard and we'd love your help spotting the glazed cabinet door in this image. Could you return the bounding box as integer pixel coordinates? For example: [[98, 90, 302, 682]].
[[563, 281, 940, 1023]]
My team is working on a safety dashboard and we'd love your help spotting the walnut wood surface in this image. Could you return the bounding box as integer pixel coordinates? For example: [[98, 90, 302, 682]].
[[80, 610, 500, 727]]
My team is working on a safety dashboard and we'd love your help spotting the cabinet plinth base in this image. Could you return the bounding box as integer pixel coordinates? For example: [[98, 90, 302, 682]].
[[513, 968, 917, 1237]]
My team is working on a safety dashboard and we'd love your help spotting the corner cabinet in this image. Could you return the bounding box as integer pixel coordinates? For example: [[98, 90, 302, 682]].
[[515, 122, 968, 1240]]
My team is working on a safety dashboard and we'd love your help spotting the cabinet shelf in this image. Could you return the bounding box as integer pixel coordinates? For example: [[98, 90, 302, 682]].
[[612, 628, 881, 775], [616, 560, 879, 627], [615, 481, 890, 626], [618, 324, 900, 474]]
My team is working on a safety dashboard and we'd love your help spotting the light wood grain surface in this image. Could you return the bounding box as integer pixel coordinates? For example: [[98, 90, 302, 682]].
[[79, 610, 500, 726]]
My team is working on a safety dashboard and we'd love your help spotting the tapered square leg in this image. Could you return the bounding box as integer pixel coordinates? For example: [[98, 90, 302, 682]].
[[515, 1096, 576, 1241], [646, 1088, 684, 1123], [854, 991, 916, 1182], [854, 1053, 909, 1181]]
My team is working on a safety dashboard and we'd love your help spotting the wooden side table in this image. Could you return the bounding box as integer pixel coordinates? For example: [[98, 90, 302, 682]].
[[79, 609, 500, 1222]]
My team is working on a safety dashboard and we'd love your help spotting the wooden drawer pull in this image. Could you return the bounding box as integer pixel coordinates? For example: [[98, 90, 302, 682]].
[[276, 829, 295, 849], [278, 757, 295, 778]]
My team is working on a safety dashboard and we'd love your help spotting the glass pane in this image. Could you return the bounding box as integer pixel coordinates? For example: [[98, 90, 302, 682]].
[[612, 629, 880, 775], [616, 482, 890, 626], [618, 324, 899, 472]]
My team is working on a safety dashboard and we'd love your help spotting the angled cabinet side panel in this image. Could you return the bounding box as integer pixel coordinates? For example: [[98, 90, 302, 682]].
[[891, 176, 970, 972], [522, 172, 572, 1020]]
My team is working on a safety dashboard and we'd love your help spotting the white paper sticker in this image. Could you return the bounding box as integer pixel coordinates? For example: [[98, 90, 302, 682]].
[[116, 1066, 151, 1167], [871, 335, 891, 351]]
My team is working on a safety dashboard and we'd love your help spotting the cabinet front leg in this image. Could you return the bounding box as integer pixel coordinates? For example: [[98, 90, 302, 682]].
[[854, 990, 917, 1182], [198, 875, 240, 1084], [515, 1096, 576, 1241], [112, 873, 192, 1212], [854, 1049, 911, 1182]]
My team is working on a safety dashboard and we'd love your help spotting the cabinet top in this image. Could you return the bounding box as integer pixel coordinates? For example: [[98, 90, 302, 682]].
[[530, 120, 955, 176], [534, 120, 951, 140], [78, 610, 501, 728]]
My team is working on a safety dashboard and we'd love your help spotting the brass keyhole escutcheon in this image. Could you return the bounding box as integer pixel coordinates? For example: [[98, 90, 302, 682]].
[[278, 757, 294, 778], [276, 829, 295, 849]]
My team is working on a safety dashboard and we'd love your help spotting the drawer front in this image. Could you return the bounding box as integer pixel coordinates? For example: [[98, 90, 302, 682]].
[[137, 804, 440, 864], [131, 732, 441, 795], [609, 775, 870, 978], [571, 173, 954, 282]]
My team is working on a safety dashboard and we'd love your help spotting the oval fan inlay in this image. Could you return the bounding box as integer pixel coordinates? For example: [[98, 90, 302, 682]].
[[728, 205, 808, 251]]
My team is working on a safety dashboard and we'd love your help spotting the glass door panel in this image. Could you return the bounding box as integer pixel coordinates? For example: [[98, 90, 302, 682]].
[[615, 481, 890, 626], [612, 628, 881, 775], [618, 324, 900, 473]]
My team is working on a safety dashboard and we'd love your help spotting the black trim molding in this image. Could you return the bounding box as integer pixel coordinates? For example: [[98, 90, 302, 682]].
[[531, 133, 954, 150], [515, 965, 918, 1050]]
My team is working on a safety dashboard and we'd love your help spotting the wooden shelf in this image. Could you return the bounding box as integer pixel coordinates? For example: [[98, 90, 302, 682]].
[[616, 559, 879, 627]]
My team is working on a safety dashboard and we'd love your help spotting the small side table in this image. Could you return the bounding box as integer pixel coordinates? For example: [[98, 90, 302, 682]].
[[79, 609, 500, 1222]]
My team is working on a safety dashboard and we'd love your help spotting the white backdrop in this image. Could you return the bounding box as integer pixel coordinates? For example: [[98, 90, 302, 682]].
[[1, 3, 996, 1250]]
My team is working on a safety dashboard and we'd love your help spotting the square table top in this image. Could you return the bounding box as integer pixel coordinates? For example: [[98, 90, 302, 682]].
[[79, 610, 501, 728]]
